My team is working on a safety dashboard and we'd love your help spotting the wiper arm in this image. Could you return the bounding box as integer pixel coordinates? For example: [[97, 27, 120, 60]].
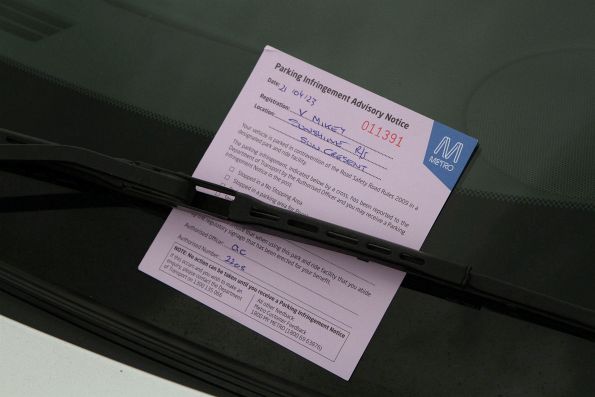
[[1, 127, 594, 342]]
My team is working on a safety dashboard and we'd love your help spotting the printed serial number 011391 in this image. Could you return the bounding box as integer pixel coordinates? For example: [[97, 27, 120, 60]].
[[361, 120, 404, 148]]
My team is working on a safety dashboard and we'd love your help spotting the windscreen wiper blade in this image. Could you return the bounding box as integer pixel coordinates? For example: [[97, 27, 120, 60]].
[[1, 127, 594, 342]]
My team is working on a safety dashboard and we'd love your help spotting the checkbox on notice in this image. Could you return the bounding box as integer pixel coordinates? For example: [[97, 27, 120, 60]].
[[224, 174, 230, 180], [228, 166, 235, 172]]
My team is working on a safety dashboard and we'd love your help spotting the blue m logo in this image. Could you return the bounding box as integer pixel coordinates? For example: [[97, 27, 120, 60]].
[[433, 136, 464, 163], [424, 121, 477, 189]]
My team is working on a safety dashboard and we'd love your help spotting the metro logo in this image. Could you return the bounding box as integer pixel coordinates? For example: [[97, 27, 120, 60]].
[[423, 121, 478, 190], [433, 136, 464, 164]]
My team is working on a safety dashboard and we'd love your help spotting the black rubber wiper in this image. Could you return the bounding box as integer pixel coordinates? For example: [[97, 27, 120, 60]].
[[1, 127, 594, 342]]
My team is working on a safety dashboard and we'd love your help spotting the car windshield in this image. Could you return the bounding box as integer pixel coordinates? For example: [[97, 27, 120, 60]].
[[1, 1, 594, 396]]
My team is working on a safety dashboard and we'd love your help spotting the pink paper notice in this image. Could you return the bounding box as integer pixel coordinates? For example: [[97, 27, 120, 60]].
[[139, 46, 475, 379]]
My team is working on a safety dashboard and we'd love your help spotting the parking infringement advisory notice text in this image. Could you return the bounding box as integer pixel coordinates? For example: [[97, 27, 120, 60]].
[[139, 46, 477, 379]]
